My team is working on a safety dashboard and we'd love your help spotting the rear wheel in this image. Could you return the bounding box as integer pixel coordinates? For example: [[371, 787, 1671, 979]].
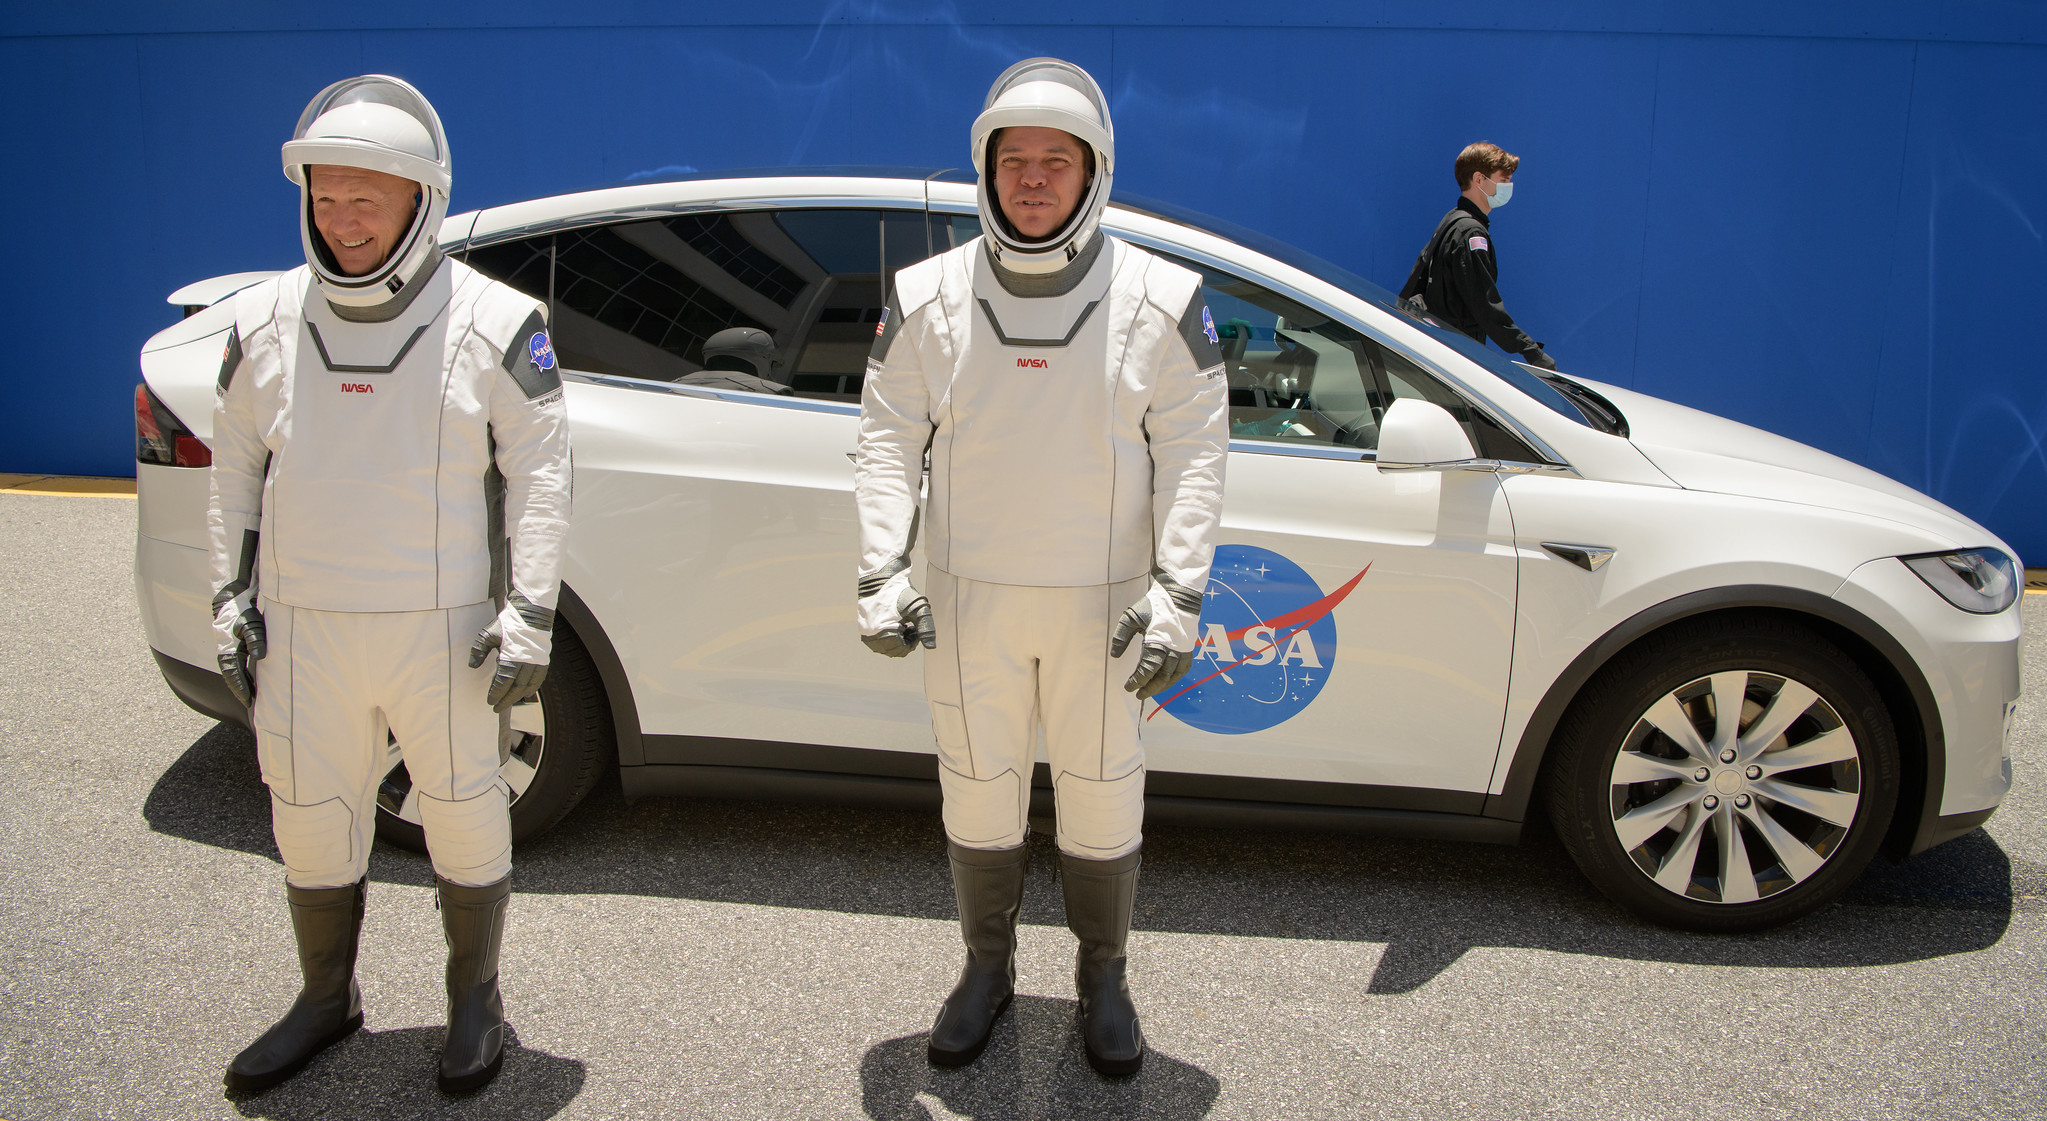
[[1545, 615, 1899, 932], [375, 621, 615, 852]]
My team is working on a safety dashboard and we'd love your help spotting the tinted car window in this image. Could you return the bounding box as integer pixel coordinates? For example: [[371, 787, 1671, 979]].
[[468, 209, 944, 401]]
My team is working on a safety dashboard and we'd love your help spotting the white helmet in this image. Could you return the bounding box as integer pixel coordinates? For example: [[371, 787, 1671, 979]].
[[281, 75, 450, 309], [971, 58, 1114, 275]]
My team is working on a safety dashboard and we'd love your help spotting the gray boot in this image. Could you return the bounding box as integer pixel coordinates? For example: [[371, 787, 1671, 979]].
[[1062, 848, 1144, 1077], [927, 842, 1030, 1067], [224, 878, 366, 1093], [436, 875, 509, 1095]]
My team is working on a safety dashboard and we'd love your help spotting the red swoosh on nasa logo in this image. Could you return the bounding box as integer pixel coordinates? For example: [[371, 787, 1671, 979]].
[[1146, 562, 1370, 720]]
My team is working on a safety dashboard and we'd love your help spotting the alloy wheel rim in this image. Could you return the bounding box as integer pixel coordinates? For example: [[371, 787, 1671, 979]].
[[377, 698, 547, 825], [1608, 670, 1862, 904]]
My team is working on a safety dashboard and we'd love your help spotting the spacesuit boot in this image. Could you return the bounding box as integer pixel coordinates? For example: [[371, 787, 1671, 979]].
[[436, 875, 509, 1095], [1061, 849, 1144, 1077], [224, 878, 366, 1092], [927, 842, 1030, 1067]]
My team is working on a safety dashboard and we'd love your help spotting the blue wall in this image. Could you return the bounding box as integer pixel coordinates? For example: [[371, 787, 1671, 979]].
[[6, 3, 2043, 559]]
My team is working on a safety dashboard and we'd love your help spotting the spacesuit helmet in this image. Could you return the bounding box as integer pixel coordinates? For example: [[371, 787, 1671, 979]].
[[281, 75, 451, 308], [970, 58, 1114, 275]]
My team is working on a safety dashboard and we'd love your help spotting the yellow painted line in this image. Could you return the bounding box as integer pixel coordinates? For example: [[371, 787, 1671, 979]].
[[0, 474, 137, 498]]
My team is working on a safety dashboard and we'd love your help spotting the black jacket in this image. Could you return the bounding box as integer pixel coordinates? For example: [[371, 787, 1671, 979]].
[[1399, 197, 1541, 357]]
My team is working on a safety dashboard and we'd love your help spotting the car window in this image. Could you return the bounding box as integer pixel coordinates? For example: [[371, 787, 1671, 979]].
[[466, 209, 935, 402], [1163, 254, 1539, 461]]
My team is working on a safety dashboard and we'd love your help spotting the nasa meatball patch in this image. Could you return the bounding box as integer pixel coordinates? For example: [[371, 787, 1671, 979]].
[[503, 309, 562, 399]]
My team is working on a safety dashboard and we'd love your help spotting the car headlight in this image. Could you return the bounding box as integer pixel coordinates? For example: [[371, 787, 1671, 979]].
[[1901, 549, 2019, 615]]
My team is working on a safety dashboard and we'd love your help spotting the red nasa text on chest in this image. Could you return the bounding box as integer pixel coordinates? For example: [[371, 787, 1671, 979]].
[[339, 382, 376, 394], [1015, 357, 1049, 368]]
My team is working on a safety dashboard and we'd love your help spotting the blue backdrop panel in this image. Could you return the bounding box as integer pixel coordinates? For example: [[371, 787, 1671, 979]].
[[2, 3, 2041, 560]]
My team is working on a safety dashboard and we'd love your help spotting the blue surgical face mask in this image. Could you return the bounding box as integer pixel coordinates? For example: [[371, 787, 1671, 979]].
[[1488, 179, 1513, 208]]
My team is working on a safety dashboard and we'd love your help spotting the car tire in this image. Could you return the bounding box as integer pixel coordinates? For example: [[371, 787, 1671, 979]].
[[374, 619, 616, 853], [1544, 614, 1899, 933]]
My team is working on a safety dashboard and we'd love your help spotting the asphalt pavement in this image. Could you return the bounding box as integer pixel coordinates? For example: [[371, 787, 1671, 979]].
[[1, 490, 2042, 1120]]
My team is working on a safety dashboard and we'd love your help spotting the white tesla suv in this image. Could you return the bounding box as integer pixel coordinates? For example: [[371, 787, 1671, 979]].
[[135, 170, 2022, 932]]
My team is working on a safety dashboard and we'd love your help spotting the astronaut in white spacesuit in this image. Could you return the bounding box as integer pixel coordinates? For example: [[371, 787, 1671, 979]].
[[208, 75, 570, 1096], [854, 58, 1229, 1076]]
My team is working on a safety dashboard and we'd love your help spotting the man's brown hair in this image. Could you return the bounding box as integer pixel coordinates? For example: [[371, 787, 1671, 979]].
[[1454, 142, 1520, 190]]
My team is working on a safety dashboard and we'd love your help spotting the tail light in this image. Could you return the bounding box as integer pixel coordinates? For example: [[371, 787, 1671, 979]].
[[135, 383, 212, 467]]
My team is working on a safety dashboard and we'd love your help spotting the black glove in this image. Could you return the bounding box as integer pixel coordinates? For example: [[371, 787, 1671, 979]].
[[1521, 344, 1558, 371], [861, 586, 937, 658], [213, 588, 266, 708], [467, 618, 549, 712], [1108, 601, 1195, 700]]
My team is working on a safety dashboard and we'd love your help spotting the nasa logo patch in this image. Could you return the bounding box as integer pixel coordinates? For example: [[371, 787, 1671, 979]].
[[1469, 236, 1490, 252], [1201, 306, 1219, 346], [1149, 545, 1370, 735], [528, 331, 556, 372]]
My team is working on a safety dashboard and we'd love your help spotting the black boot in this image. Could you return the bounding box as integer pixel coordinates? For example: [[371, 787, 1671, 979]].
[[437, 875, 510, 1095], [1062, 848, 1144, 1077], [927, 842, 1030, 1067], [224, 878, 367, 1093]]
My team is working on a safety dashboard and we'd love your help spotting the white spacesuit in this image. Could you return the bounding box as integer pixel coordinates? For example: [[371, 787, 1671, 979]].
[[854, 58, 1228, 1076], [208, 75, 569, 1097]]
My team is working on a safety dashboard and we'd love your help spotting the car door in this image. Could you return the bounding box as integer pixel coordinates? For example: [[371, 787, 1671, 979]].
[[1123, 247, 1527, 811], [465, 204, 946, 763]]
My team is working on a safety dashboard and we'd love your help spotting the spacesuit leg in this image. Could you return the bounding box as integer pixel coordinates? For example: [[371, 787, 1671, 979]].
[[1038, 576, 1149, 1075], [923, 568, 1036, 852], [379, 601, 510, 1095], [382, 601, 511, 888], [251, 602, 383, 889], [233, 602, 381, 1090], [1039, 576, 1149, 861], [921, 568, 1040, 1066]]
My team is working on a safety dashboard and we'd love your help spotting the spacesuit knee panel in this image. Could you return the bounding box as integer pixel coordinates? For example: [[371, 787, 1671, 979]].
[[269, 792, 364, 888], [417, 782, 511, 886], [940, 765, 1029, 850], [1053, 767, 1144, 860]]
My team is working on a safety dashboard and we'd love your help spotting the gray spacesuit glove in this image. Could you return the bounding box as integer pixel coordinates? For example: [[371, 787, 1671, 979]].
[[858, 565, 937, 657], [467, 597, 553, 713], [1108, 601, 1196, 700], [212, 584, 266, 708]]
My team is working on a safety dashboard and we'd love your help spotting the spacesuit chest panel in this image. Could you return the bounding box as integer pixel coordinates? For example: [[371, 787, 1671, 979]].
[[925, 240, 1157, 587], [261, 262, 482, 612]]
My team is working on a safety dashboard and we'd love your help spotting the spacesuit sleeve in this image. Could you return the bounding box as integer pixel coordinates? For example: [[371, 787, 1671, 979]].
[[487, 308, 573, 664], [853, 297, 932, 630], [1141, 285, 1232, 650], [207, 325, 264, 612]]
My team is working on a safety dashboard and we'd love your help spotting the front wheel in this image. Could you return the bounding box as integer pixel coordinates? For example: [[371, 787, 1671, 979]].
[[1545, 615, 1899, 932], [375, 621, 615, 852]]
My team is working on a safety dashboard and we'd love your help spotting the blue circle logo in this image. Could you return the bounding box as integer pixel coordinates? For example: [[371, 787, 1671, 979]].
[[528, 331, 556, 371], [1150, 545, 1369, 736]]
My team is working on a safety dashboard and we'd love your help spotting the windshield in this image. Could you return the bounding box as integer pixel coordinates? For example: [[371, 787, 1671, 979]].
[[1110, 191, 1596, 429]]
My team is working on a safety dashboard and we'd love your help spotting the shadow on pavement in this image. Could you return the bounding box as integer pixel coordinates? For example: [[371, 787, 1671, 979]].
[[227, 1023, 581, 1120], [858, 996, 1220, 1121], [150, 721, 2024, 994]]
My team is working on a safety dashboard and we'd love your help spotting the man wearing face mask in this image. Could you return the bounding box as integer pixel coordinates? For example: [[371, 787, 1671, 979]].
[[855, 58, 1229, 1077], [209, 75, 570, 1096], [1399, 141, 1557, 370]]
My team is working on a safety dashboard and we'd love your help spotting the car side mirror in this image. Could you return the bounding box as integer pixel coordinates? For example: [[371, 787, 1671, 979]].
[[1375, 398, 1478, 470]]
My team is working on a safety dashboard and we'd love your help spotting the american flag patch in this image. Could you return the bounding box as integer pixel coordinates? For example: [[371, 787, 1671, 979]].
[[1469, 236, 1490, 252]]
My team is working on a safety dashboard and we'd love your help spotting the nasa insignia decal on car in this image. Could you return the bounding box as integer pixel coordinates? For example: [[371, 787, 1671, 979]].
[[1149, 544, 1369, 735]]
